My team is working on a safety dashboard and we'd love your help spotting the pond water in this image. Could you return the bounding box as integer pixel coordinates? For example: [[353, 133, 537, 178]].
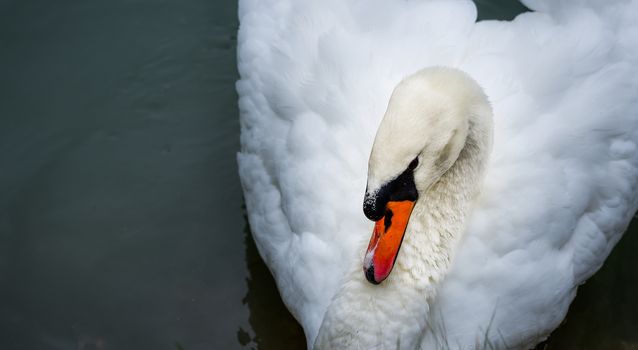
[[0, 0, 635, 349]]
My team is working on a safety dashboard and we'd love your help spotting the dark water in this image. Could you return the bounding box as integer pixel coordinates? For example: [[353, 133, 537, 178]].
[[0, 0, 635, 349]]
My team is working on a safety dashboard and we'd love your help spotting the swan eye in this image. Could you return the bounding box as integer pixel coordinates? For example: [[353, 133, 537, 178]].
[[408, 157, 419, 170]]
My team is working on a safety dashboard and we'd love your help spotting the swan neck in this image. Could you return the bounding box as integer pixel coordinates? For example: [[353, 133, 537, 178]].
[[405, 120, 490, 287], [314, 110, 492, 350]]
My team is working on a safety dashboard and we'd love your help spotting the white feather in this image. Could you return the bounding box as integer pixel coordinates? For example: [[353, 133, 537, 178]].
[[237, 0, 638, 348]]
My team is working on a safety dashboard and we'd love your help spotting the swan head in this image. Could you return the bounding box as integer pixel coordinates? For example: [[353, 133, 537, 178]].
[[362, 67, 491, 284]]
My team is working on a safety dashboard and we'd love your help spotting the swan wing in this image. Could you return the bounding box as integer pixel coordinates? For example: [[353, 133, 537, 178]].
[[432, 1, 638, 347]]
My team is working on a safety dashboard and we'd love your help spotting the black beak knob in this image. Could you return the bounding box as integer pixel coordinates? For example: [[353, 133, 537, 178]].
[[363, 160, 419, 222], [363, 190, 388, 221]]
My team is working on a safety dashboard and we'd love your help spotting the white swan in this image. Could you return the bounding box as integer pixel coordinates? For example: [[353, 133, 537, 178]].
[[236, 0, 638, 349]]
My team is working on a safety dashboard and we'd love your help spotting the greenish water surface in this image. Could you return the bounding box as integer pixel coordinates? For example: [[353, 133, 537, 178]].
[[0, 0, 635, 349]]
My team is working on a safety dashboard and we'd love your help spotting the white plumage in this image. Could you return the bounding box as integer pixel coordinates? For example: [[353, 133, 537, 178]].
[[236, 0, 638, 348]]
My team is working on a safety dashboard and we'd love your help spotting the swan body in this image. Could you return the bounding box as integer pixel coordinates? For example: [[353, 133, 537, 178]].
[[237, 0, 638, 348]]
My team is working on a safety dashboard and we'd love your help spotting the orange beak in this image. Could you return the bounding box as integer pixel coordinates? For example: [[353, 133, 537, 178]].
[[363, 200, 415, 284]]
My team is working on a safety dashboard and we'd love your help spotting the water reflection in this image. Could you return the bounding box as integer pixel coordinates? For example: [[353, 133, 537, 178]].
[[0, 0, 246, 349]]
